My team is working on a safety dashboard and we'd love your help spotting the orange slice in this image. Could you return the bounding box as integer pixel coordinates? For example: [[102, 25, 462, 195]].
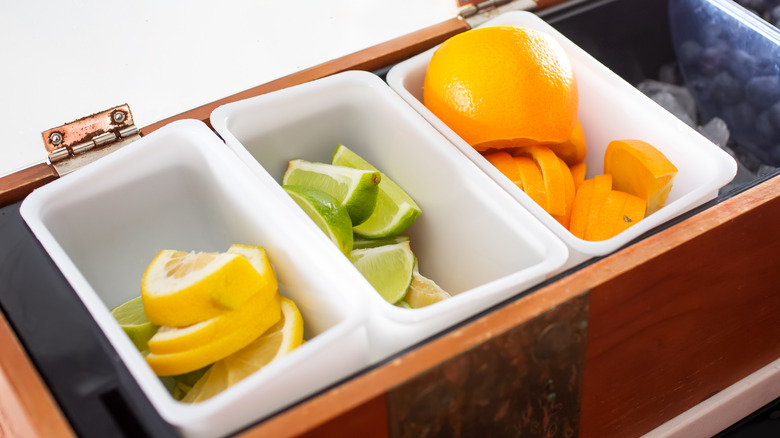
[[547, 118, 587, 166], [514, 156, 546, 211], [569, 178, 594, 239], [515, 145, 566, 216], [570, 161, 587, 190], [553, 157, 576, 229], [483, 150, 521, 182], [604, 139, 678, 215], [584, 174, 613, 240], [614, 192, 647, 235], [585, 190, 628, 241]]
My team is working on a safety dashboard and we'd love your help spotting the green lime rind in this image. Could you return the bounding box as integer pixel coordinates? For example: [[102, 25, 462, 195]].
[[352, 235, 409, 250], [284, 185, 354, 255], [395, 300, 412, 309], [331, 144, 421, 238], [110, 296, 159, 352], [283, 159, 380, 226], [349, 241, 415, 304]]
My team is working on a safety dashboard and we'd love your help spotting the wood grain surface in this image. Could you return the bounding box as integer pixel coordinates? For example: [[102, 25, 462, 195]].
[[0, 314, 74, 438]]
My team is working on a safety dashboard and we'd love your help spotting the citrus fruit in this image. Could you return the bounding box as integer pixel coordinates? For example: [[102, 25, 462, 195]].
[[403, 271, 451, 308], [604, 139, 678, 215], [395, 300, 412, 309], [570, 161, 587, 190], [181, 296, 304, 403], [227, 244, 277, 290], [547, 118, 587, 166], [514, 156, 546, 211], [515, 145, 567, 216], [552, 157, 576, 229], [283, 159, 381, 226], [349, 241, 416, 304], [110, 296, 159, 352], [423, 26, 578, 151], [142, 250, 264, 327], [614, 193, 647, 235], [585, 190, 627, 241], [145, 293, 282, 376], [283, 185, 353, 255], [584, 174, 613, 239], [147, 286, 279, 355], [331, 144, 422, 238], [353, 235, 409, 250], [569, 177, 594, 239], [484, 150, 521, 182]]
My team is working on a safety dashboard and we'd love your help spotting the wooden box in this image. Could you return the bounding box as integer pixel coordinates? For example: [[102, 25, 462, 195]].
[[1, 0, 779, 437]]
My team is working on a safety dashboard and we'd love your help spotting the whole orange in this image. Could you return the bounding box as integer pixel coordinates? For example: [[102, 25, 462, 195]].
[[423, 26, 578, 151]]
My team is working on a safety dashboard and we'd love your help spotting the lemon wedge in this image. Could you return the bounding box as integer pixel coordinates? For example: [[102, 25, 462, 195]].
[[145, 293, 282, 376], [147, 287, 279, 355], [182, 296, 304, 402], [141, 250, 263, 327], [404, 270, 451, 309]]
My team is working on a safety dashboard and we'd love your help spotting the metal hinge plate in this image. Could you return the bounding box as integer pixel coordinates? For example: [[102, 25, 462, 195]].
[[458, 0, 537, 28], [42, 104, 140, 176]]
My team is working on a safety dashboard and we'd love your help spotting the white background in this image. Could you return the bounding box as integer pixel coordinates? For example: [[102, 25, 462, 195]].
[[0, 0, 458, 177]]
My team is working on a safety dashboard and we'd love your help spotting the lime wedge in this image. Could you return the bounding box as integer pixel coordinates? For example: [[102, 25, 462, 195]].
[[349, 241, 415, 304], [395, 300, 412, 309], [331, 144, 421, 238], [283, 159, 380, 226], [404, 270, 451, 308], [352, 235, 409, 250], [283, 185, 353, 255], [110, 296, 159, 352]]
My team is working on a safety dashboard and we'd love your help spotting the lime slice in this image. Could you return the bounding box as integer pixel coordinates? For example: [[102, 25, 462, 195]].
[[110, 296, 159, 352], [349, 241, 415, 304], [182, 296, 304, 403], [395, 300, 412, 309], [283, 159, 380, 226], [283, 185, 353, 255], [352, 235, 409, 250], [331, 144, 421, 238], [404, 270, 451, 308]]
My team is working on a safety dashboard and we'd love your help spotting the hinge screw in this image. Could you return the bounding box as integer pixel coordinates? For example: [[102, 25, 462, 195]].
[[49, 132, 63, 146], [111, 110, 127, 124]]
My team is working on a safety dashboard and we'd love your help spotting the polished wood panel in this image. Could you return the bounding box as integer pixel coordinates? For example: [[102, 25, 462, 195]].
[[0, 164, 57, 208], [0, 314, 74, 438], [581, 177, 780, 438]]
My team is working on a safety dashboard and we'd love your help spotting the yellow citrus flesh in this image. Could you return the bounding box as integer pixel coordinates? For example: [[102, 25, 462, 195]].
[[604, 139, 678, 215], [142, 250, 264, 327], [227, 244, 278, 293], [145, 293, 282, 376], [182, 297, 304, 403], [147, 287, 278, 355], [423, 26, 578, 150], [403, 271, 451, 309]]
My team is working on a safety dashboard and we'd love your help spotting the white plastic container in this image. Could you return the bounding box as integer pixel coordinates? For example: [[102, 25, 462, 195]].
[[210, 70, 568, 363], [20, 120, 371, 438], [386, 11, 738, 270]]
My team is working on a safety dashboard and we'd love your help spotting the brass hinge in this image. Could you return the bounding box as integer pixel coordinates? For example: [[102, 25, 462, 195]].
[[42, 104, 141, 176], [458, 0, 537, 28]]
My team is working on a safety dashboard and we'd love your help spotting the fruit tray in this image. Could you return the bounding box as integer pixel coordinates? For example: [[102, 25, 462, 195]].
[[1, 0, 780, 437]]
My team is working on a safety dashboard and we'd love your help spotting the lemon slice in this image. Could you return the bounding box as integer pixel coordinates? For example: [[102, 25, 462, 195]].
[[284, 185, 353, 255], [349, 241, 415, 304], [182, 296, 304, 403], [404, 270, 451, 308], [142, 250, 264, 327], [145, 293, 282, 376], [227, 244, 277, 290], [331, 144, 421, 239], [147, 286, 278, 355], [283, 159, 381, 226], [110, 296, 159, 352]]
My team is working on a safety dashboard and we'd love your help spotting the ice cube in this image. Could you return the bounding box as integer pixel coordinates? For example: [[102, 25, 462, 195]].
[[697, 117, 730, 148], [637, 79, 698, 122], [648, 90, 696, 127]]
